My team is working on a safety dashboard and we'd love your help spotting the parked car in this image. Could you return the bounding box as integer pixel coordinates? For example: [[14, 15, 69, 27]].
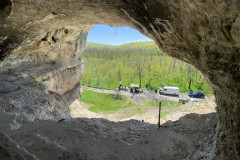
[[186, 98, 199, 102], [188, 92, 205, 98], [159, 86, 179, 96], [130, 83, 143, 93]]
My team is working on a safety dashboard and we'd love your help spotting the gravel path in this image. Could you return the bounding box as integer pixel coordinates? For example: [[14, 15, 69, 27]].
[[84, 86, 191, 102]]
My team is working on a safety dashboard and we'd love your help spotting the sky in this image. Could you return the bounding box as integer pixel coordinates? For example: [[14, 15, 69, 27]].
[[87, 24, 153, 45]]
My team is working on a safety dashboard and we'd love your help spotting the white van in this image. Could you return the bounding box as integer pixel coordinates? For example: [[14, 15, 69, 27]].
[[159, 86, 179, 96]]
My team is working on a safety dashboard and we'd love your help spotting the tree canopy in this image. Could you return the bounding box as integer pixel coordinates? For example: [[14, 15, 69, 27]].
[[81, 41, 211, 93]]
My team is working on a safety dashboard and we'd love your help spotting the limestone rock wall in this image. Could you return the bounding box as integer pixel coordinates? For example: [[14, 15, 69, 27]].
[[0, 27, 87, 123], [0, 71, 70, 126]]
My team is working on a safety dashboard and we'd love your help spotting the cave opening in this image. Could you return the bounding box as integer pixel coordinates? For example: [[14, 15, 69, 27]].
[[65, 24, 217, 160], [71, 24, 215, 121]]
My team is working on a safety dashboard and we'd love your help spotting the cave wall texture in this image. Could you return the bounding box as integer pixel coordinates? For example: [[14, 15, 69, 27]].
[[0, 0, 239, 159]]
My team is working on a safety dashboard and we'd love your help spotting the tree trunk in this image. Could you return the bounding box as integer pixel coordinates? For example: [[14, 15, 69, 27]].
[[139, 73, 142, 88], [188, 78, 192, 90]]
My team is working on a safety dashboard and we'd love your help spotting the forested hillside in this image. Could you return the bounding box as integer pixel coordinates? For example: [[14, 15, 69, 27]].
[[81, 42, 211, 93]]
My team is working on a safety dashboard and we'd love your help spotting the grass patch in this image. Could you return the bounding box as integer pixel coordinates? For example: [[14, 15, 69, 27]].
[[81, 89, 134, 113], [146, 100, 182, 108], [128, 107, 145, 117], [160, 111, 170, 117]]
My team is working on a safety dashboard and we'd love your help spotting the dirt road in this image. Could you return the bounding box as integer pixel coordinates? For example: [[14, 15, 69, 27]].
[[83, 86, 198, 102]]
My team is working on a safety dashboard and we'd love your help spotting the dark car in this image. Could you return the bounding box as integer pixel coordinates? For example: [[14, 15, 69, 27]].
[[188, 92, 205, 98], [130, 87, 143, 93], [130, 83, 143, 93]]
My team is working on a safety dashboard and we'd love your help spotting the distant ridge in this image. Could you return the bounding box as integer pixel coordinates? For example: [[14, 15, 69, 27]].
[[86, 41, 156, 47], [86, 41, 160, 52], [84, 41, 163, 58]]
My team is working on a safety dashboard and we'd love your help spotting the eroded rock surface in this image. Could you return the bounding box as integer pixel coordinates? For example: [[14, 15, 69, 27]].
[[0, 27, 87, 123], [0, 110, 216, 160], [0, 0, 240, 159]]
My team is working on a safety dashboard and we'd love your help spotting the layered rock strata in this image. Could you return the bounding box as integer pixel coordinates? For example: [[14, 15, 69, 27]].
[[0, 28, 87, 123]]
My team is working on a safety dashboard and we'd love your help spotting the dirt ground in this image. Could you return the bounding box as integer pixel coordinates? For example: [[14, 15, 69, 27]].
[[71, 87, 215, 125], [0, 88, 217, 160], [70, 97, 216, 124], [0, 111, 216, 160], [66, 88, 217, 160]]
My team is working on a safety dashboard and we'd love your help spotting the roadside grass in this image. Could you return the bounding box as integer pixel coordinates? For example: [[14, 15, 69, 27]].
[[160, 111, 170, 117], [146, 100, 182, 108], [146, 100, 182, 118], [128, 107, 145, 118], [121, 100, 182, 118], [81, 89, 134, 113], [127, 107, 170, 118], [81, 89, 184, 118]]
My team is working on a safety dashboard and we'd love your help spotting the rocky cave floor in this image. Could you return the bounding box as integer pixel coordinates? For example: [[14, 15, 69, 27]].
[[0, 110, 216, 160], [0, 71, 217, 160]]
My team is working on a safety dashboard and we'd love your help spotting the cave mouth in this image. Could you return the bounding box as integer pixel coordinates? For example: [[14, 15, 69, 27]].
[[72, 24, 214, 122]]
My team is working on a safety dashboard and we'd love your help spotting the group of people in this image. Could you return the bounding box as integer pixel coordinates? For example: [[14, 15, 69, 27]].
[[118, 84, 128, 91], [118, 83, 157, 93], [146, 84, 158, 93]]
